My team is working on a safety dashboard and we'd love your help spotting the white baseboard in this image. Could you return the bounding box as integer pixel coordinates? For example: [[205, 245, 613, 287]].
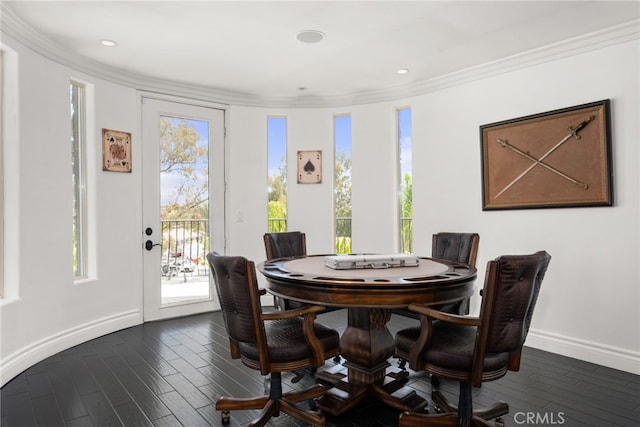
[[526, 328, 640, 375], [0, 310, 142, 387], [2, 313, 637, 388]]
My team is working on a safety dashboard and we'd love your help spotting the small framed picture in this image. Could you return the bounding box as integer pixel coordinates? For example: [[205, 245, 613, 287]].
[[102, 128, 132, 173], [297, 150, 322, 184]]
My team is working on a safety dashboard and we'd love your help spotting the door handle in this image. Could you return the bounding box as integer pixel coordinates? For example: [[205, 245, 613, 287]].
[[145, 240, 161, 251]]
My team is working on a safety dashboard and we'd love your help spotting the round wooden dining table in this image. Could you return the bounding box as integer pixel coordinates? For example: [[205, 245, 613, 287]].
[[258, 254, 477, 417]]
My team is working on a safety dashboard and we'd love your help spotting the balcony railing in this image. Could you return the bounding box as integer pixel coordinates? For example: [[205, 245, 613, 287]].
[[187, 216, 412, 261], [400, 217, 413, 254], [268, 217, 354, 253], [267, 218, 287, 233], [161, 219, 210, 277], [335, 217, 352, 254]]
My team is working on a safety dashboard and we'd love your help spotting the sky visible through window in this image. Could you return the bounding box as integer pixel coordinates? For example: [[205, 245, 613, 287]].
[[398, 108, 412, 181], [398, 107, 413, 253], [160, 117, 209, 206], [334, 115, 351, 157], [268, 117, 286, 177]]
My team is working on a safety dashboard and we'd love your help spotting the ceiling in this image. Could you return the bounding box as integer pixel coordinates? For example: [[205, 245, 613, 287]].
[[2, 1, 639, 106]]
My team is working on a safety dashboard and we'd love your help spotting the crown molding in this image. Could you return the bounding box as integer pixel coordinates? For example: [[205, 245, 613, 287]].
[[2, 4, 638, 108]]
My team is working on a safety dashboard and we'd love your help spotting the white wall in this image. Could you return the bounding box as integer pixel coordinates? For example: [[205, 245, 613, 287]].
[[1, 34, 143, 386], [350, 103, 400, 254], [409, 40, 639, 371], [223, 39, 640, 373], [1, 34, 638, 386]]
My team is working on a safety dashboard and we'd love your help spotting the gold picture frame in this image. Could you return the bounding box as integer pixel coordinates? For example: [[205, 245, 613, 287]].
[[102, 128, 132, 173], [297, 150, 322, 184], [480, 100, 613, 210]]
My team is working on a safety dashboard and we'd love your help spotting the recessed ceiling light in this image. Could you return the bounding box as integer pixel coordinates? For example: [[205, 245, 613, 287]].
[[296, 30, 326, 44], [101, 39, 117, 47], [397, 68, 409, 75]]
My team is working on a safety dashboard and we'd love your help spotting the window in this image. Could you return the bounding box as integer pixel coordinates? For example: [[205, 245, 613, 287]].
[[334, 114, 352, 254], [267, 116, 287, 232], [159, 116, 211, 304], [1, 45, 18, 298], [0, 51, 4, 297], [71, 81, 87, 278], [398, 107, 413, 254]]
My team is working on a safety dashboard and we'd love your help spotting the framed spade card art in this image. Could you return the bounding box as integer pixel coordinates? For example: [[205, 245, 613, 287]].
[[297, 150, 322, 184], [102, 128, 132, 173], [480, 100, 613, 211]]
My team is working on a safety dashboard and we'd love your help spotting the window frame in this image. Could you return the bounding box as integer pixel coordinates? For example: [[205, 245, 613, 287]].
[[0, 44, 19, 300], [333, 113, 352, 254], [397, 106, 413, 254], [0, 50, 4, 297], [71, 80, 88, 279], [267, 115, 288, 232]]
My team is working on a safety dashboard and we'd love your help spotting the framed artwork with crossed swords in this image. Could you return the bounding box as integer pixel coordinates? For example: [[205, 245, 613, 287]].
[[480, 99, 613, 210]]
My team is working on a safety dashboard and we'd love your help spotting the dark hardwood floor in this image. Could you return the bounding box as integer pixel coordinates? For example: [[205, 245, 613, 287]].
[[2, 310, 639, 427]]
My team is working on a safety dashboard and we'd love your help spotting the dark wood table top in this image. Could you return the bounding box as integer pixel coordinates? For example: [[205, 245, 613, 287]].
[[258, 255, 477, 309]]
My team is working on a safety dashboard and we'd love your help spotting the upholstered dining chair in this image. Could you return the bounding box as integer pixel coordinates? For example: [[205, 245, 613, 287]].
[[263, 232, 307, 310], [393, 233, 480, 321], [263, 231, 307, 261], [432, 232, 480, 267], [206, 253, 340, 426], [430, 232, 480, 315], [263, 231, 341, 371], [394, 251, 551, 427]]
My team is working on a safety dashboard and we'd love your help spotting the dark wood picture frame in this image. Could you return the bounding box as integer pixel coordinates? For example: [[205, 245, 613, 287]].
[[480, 100, 613, 210]]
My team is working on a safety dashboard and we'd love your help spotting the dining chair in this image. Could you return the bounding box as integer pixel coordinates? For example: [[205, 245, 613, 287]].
[[263, 231, 342, 373], [394, 233, 479, 322], [394, 251, 551, 427], [207, 253, 340, 426], [263, 231, 307, 310], [263, 231, 307, 261], [430, 232, 480, 315]]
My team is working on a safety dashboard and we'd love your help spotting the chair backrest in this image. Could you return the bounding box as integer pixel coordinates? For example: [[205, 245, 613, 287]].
[[206, 253, 268, 368], [263, 231, 307, 260], [432, 232, 480, 268], [474, 251, 551, 381]]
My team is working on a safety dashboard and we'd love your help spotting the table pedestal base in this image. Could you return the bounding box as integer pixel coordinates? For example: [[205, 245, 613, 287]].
[[316, 363, 427, 416], [315, 307, 428, 416]]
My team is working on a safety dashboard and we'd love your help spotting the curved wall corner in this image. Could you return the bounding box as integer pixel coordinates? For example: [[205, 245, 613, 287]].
[[1, 310, 141, 387]]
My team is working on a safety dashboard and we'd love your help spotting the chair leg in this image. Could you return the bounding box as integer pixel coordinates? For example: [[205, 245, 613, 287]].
[[280, 399, 325, 426], [280, 382, 326, 426], [216, 395, 270, 411], [432, 386, 508, 423], [269, 372, 283, 417], [432, 390, 456, 414], [473, 401, 509, 422], [248, 400, 277, 427], [218, 371, 326, 427], [399, 411, 496, 427], [291, 366, 319, 383], [430, 373, 441, 389], [458, 382, 473, 427], [398, 357, 408, 370], [282, 384, 326, 403]]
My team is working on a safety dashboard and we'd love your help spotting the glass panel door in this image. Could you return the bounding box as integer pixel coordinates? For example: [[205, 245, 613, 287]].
[[142, 98, 224, 321]]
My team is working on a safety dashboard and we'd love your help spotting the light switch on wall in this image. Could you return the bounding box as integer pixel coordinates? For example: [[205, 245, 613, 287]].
[[236, 210, 244, 222]]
